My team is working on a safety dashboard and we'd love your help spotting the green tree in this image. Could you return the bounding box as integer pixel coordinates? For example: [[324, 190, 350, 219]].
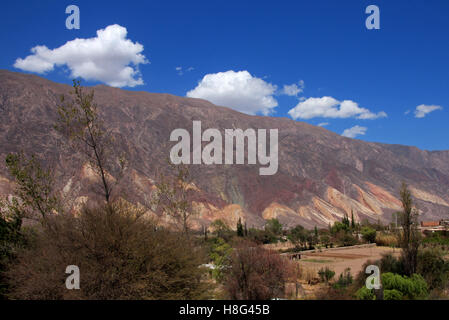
[[361, 226, 376, 243], [342, 213, 350, 229], [5, 153, 61, 220], [397, 183, 420, 276], [236, 218, 244, 237], [208, 237, 232, 282], [351, 210, 356, 230], [288, 225, 308, 247], [210, 219, 231, 240], [265, 218, 282, 237]]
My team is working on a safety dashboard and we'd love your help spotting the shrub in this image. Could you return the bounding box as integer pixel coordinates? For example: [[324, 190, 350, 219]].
[[334, 230, 358, 247], [333, 268, 353, 289], [318, 267, 335, 283], [361, 227, 376, 243], [300, 268, 318, 284], [5, 201, 210, 300], [383, 289, 403, 300], [422, 232, 449, 247], [224, 241, 290, 300], [381, 272, 428, 300], [379, 253, 405, 275], [0, 205, 26, 299], [375, 233, 398, 247], [247, 228, 277, 244], [417, 248, 449, 290], [356, 286, 376, 300]]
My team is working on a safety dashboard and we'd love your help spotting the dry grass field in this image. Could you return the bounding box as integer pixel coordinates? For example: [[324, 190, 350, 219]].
[[297, 246, 400, 277]]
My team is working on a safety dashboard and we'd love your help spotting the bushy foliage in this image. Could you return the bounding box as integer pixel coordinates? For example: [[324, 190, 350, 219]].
[[355, 286, 376, 300], [361, 227, 376, 243], [318, 267, 335, 283], [5, 153, 61, 220], [333, 268, 353, 289], [264, 219, 283, 239], [288, 224, 308, 244], [381, 272, 428, 300], [0, 203, 27, 299], [383, 289, 403, 300], [375, 233, 398, 247], [5, 201, 211, 300], [209, 219, 234, 242], [378, 253, 405, 275], [335, 230, 359, 247], [417, 248, 449, 290], [207, 237, 232, 282], [423, 232, 449, 247], [224, 241, 290, 300], [247, 228, 277, 244], [330, 221, 349, 234]]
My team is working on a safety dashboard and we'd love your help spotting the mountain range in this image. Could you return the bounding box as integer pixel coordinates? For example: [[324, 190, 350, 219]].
[[1, 70, 448, 229]]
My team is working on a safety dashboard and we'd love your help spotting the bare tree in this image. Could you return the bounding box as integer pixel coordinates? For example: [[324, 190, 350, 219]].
[[55, 81, 125, 204], [225, 241, 290, 300], [151, 162, 197, 236]]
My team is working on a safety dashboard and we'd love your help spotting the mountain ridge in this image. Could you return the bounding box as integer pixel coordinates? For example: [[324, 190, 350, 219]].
[[1, 70, 448, 229]]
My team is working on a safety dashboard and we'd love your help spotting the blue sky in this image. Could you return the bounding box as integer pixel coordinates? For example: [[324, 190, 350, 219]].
[[1, 0, 448, 150]]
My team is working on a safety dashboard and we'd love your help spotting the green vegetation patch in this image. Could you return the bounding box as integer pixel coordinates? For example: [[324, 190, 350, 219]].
[[302, 258, 333, 263]]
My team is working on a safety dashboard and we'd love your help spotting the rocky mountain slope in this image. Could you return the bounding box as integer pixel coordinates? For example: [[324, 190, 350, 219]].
[[1, 70, 448, 229]]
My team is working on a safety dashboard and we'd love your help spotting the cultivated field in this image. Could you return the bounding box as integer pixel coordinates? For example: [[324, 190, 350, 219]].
[[297, 246, 400, 276]]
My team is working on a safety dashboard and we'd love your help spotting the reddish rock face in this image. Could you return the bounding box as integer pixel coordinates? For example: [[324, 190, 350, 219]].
[[1, 70, 449, 228]]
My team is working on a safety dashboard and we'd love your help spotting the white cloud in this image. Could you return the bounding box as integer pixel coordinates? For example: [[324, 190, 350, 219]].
[[14, 24, 148, 87], [281, 80, 304, 96], [318, 122, 329, 127], [342, 125, 367, 138], [414, 104, 443, 118], [176, 66, 183, 75], [288, 96, 387, 120], [176, 66, 194, 76], [186, 70, 278, 115]]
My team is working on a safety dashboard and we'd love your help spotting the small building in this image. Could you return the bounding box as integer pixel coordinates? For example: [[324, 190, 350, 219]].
[[421, 221, 440, 228]]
